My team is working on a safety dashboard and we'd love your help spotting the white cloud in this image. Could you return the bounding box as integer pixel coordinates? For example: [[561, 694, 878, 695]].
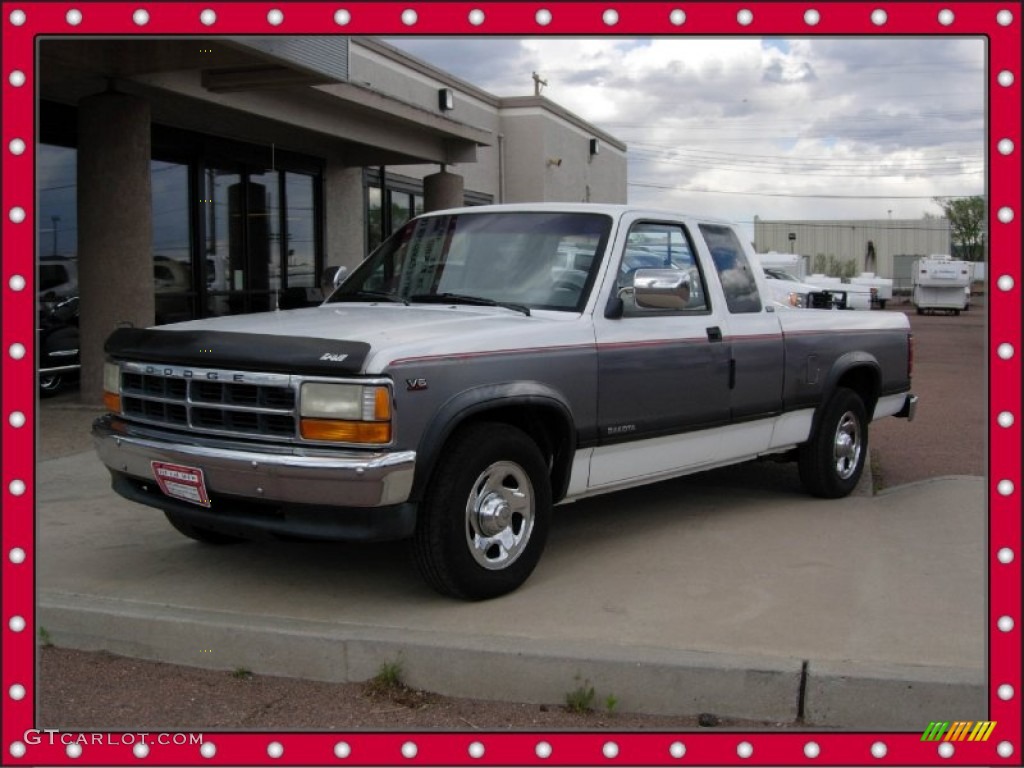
[[384, 36, 985, 229]]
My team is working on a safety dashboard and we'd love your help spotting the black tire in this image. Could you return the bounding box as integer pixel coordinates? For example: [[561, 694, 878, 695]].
[[798, 387, 869, 499], [164, 511, 245, 545], [413, 422, 551, 600]]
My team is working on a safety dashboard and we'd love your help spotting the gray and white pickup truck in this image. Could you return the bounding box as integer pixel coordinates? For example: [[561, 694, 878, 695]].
[[93, 204, 917, 599]]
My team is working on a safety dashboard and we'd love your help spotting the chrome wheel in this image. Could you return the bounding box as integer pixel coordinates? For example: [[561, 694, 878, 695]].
[[39, 373, 64, 396], [833, 411, 862, 480], [465, 460, 535, 570]]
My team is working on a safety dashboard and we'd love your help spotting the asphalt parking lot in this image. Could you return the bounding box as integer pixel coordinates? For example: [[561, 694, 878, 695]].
[[33, 296, 988, 730]]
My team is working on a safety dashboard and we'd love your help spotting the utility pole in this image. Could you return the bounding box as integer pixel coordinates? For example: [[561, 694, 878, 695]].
[[532, 71, 548, 96]]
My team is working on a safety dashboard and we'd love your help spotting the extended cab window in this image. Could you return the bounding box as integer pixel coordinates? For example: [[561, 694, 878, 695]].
[[617, 222, 708, 313], [699, 224, 762, 314]]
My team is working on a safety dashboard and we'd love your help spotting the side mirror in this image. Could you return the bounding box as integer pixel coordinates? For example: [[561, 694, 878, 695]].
[[632, 269, 691, 310], [332, 266, 349, 289], [322, 266, 349, 293]]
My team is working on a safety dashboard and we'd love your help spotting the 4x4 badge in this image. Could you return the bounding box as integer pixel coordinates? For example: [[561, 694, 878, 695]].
[[406, 378, 428, 391]]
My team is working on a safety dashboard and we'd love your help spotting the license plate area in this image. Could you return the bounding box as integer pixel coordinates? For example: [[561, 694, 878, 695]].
[[151, 461, 211, 507]]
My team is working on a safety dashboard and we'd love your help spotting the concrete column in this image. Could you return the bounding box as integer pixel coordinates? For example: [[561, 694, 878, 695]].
[[423, 169, 464, 212], [324, 161, 365, 272], [77, 91, 154, 403]]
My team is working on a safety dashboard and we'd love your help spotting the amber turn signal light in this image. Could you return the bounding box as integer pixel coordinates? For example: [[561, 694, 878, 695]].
[[299, 418, 391, 444]]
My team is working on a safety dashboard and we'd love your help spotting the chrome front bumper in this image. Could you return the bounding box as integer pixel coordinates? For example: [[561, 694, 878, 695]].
[[93, 415, 416, 508]]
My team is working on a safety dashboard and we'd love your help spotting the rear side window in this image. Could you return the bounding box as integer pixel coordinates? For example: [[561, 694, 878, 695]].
[[699, 224, 762, 314]]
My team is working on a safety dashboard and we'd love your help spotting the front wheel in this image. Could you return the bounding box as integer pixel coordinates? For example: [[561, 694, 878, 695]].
[[413, 423, 551, 600], [798, 387, 868, 498]]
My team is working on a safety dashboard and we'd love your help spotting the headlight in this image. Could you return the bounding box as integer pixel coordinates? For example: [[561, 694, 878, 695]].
[[102, 362, 121, 412], [299, 383, 392, 443]]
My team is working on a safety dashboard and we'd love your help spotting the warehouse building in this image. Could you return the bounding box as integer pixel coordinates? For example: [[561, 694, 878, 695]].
[[753, 216, 953, 289], [38, 37, 627, 400]]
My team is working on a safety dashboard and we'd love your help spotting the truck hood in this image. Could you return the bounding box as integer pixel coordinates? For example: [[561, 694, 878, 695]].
[[107, 303, 580, 376]]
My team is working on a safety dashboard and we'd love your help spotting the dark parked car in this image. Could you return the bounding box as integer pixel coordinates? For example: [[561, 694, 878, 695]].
[[38, 296, 80, 396]]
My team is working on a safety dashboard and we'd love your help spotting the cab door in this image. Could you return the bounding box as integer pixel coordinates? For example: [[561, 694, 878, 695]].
[[697, 223, 785, 457], [590, 219, 732, 488]]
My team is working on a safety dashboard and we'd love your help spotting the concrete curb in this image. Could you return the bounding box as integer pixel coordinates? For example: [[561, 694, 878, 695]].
[[804, 660, 986, 730], [38, 591, 983, 728]]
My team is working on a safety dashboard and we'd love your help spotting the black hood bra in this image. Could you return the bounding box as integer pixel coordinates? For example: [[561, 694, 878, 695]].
[[105, 328, 371, 376]]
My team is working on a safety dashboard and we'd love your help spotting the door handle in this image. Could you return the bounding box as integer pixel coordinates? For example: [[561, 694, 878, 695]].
[[707, 326, 723, 342]]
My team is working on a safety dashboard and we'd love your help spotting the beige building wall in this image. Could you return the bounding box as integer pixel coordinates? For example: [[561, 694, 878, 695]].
[[351, 42, 627, 207], [499, 103, 627, 204], [754, 218, 953, 278]]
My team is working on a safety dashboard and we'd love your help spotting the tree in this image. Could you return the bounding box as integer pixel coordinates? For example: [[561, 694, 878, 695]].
[[933, 196, 986, 261]]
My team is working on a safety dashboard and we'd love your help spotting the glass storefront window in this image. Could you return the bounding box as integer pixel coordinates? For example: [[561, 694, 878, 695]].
[[247, 170, 281, 313], [38, 117, 324, 323], [204, 168, 242, 316], [367, 185, 383, 254], [152, 159, 194, 325], [285, 172, 316, 288], [389, 190, 411, 232], [38, 144, 79, 305]]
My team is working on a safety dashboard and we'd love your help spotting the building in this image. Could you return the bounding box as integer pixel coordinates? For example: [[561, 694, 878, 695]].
[[753, 216, 953, 287], [38, 37, 627, 400]]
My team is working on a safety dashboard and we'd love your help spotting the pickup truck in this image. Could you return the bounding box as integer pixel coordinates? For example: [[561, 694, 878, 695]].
[[93, 204, 917, 600], [759, 265, 841, 310]]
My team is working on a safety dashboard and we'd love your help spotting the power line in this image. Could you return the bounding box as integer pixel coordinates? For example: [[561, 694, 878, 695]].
[[627, 180, 981, 200], [624, 142, 982, 168], [626, 152, 982, 179]]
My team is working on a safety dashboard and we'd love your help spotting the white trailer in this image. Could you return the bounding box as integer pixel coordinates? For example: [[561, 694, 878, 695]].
[[912, 256, 971, 315], [850, 272, 894, 309]]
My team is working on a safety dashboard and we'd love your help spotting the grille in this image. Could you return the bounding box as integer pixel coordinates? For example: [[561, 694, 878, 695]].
[[119, 365, 297, 440]]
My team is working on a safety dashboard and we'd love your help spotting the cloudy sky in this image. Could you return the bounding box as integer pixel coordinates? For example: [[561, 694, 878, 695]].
[[384, 36, 986, 231]]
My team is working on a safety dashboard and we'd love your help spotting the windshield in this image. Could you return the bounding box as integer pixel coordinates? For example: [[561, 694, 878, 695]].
[[328, 211, 612, 312]]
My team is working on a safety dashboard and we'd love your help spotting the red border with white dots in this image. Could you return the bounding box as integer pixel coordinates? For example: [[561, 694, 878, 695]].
[[1, 2, 1020, 766]]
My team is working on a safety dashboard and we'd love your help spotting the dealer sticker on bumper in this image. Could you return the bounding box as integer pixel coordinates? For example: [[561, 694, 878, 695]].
[[151, 461, 211, 507]]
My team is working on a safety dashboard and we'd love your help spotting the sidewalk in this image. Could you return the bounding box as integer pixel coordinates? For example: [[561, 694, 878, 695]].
[[36, 447, 986, 730]]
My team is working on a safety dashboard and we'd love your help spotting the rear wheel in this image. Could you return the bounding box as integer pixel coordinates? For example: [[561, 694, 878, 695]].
[[799, 387, 868, 498], [164, 511, 245, 545], [413, 422, 551, 600]]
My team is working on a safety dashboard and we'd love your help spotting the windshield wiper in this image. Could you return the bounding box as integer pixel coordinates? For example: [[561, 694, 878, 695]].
[[332, 290, 409, 305], [409, 293, 531, 317]]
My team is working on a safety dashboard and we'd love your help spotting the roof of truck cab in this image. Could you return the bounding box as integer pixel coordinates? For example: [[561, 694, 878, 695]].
[[421, 202, 736, 226]]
